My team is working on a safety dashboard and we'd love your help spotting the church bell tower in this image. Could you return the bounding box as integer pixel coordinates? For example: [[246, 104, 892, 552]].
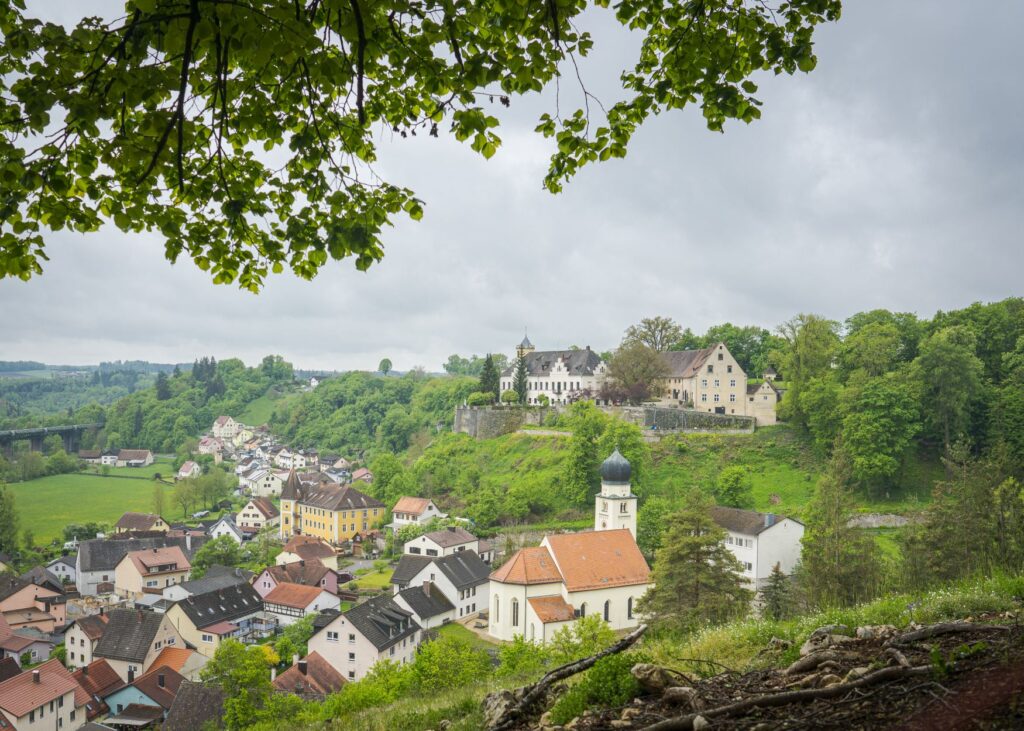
[[595, 448, 638, 539]]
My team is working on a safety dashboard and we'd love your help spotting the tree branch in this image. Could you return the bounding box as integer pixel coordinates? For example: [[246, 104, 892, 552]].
[[348, 0, 367, 124]]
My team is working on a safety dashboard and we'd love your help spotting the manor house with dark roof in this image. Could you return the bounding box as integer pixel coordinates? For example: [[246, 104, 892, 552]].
[[499, 336, 609, 405]]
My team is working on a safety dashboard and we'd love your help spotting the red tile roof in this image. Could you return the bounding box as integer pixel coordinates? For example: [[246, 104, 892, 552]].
[[131, 665, 185, 709], [72, 614, 109, 641], [203, 621, 239, 636], [124, 546, 191, 575], [148, 647, 197, 676], [272, 652, 345, 698], [282, 536, 335, 560], [72, 659, 125, 701], [544, 530, 651, 592], [0, 658, 80, 719], [489, 546, 563, 585], [249, 497, 279, 519], [528, 595, 576, 624], [265, 583, 325, 609], [392, 496, 431, 515]]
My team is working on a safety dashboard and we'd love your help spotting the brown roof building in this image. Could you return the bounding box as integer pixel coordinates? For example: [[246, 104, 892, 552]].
[[272, 652, 345, 700]]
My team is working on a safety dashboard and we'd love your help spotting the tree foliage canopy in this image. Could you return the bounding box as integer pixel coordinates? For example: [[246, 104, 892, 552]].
[[1, 0, 840, 288]]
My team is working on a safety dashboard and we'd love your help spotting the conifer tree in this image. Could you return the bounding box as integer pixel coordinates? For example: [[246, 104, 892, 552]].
[[800, 452, 883, 607], [479, 354, 500, 402], [637, 489, 752, 632], [513, 354, 529, 404], [155, 372, 171, 401], [759, 563, 792, 621]]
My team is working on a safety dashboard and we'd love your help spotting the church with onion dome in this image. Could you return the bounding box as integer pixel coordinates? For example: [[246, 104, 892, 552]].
[[486, 449, 652, 643]]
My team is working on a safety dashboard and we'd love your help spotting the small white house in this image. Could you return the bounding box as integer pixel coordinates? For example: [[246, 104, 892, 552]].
[[708, 506, 804, 590], [389, 496, 447, 534], [403, 526, 493, 563], [237, 497, 280, 530], [308, 594, 420, 682], [392, 550, 491, 621], [46, 555, 77, 584], [177, 460, 202, 480], [208, 516, 245, 544], [393, 583, 456, 629]]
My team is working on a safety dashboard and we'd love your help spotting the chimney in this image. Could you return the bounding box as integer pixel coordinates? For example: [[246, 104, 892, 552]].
[[158, 673, 166, 688], [292, 653, 299, 666], [423, 581, 431, 597], [764, 514, 776, 528], [128, 669, 135, 683], [299, 560, 305, 567], [137, 610, 144, 622], [82, 665, 89, 676], [99, 607, 104, 616], [447, 526, 457, 533], [270, 667, 277, 681], [298, 660, 307, 675], [32, 670, 40, 683]]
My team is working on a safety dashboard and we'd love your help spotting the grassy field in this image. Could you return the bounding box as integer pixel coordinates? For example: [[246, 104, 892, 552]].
[[235, 388, 297, 425], [79, 458, 175, 480], [7, 469, 192, 543], [436, 622, 499, 651]]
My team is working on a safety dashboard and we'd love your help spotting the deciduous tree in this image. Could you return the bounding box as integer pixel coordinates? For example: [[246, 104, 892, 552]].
[[603, 341, 669, 404], [0, 1, 840, 288], [378, 358, 393, 377], [0, 484, 19, 556], [712, 465, 754, 508], [914, 326, 984, 451], [623, 317, 683, 352]]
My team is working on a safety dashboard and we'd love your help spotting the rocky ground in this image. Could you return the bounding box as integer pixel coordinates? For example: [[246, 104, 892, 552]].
[[491, 616, 1024, 731]]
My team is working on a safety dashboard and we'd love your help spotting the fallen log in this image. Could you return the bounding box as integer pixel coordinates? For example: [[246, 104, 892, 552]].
[[889, 622, 1010, 646], [784, 650, 840, 676], [486, 624, 648, 731], [641, 664, 933, 731]]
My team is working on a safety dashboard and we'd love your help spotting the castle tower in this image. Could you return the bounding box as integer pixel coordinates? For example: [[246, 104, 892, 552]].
[[516, 331, 535, 360], [594, 448, 638, 539]]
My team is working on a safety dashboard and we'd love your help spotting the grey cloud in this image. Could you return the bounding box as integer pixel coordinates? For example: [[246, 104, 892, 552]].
[[1, 0, 1022, 370]]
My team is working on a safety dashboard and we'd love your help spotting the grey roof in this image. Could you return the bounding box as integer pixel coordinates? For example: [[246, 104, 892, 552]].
[[0, 574, 28, 603], [342, 594, 419, 652], [21, 566, 65, 593], [47, 554, 77, 569], [391, 555, 434, 585], [312, 608, 340, 632], [419, 526, 479, 548], [174, 567, 251, 596], [162, 681, 224, 731], [173, 583, 263, 630], [709, 506, 802, 536], [93, 609, 166, 663], [519, 333, 533, 349], [397, 585, 455, 620], [78, 536, 207, 573], [600, 448, 631, 485], [501, 348, 603, 378], [205, 564, 254, 582], [660, 346, 716, 378], [432, 550, 492, 590]]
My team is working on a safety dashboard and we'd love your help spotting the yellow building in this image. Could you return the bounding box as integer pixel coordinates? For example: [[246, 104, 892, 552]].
[[279, 471, 385, 545]]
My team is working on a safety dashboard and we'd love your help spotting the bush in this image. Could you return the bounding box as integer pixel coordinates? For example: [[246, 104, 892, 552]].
[[466, 392, 492, 406], [497, 636, 553, 678], [500, 390, 519, 404], [413, 635, 493, 692], [548, 651, 649, 725]]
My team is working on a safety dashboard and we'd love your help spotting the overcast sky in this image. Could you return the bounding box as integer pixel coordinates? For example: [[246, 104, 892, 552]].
[[1, 1, 1021, 371]]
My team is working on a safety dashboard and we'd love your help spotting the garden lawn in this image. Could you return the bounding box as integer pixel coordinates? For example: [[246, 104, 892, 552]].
[[7, 471, 190, 543], [351, 568, 394, 590]]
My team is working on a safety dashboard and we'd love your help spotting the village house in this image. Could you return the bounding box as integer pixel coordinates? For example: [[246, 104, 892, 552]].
[[392, 583, 456, 630], [0, 575, 64, 633], [0, 614, 54, 669], [116, 449, 154, 468], [77, 449, 102, 464], [20, 567, 65, 596], [100, 451, 119, 466], [0, 658, 88, 731], [279, 472, 385, 545], [176, 461, 201, 480], [113, 546, 192, 599], [499, 337, 609, 405], [272, 653, 345, 701], [242, 467, 285, 498], [308, 594, 421, 682], [71, 658, 126, 721], [263, 584, 341, 626], [196, 436, 224, 460], [162, 566, 253, 603], [91, 609, 185, 683], [709, 505, 804, 590], [64, 614, 109, 670], [389, 496, 447, 534], [163, 584, 266, 658], [76, 535, 206, 597], [231, 426, 255, 448], [237, 497, 280, 531], [161, 680, 225, 731], [103, 665, 185, 721], [114, 513, 170, 535], [276, 535, 339, 571], [350, 467, 373, 484], [745, 379, 781, 426], [403, 526, 494, 563], [211, 415, 239, 440], [253, 559, 339, 599], [487, 450, 652, 644], [46, 555, 76, 585], [208, 516, 246, 544], [145, 646, 208, 682], [391, 550, 491, 620], [274, 448, 307, 471]]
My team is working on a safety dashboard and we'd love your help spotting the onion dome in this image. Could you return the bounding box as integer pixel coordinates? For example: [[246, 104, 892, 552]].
[[600, 448, 631, 484]]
